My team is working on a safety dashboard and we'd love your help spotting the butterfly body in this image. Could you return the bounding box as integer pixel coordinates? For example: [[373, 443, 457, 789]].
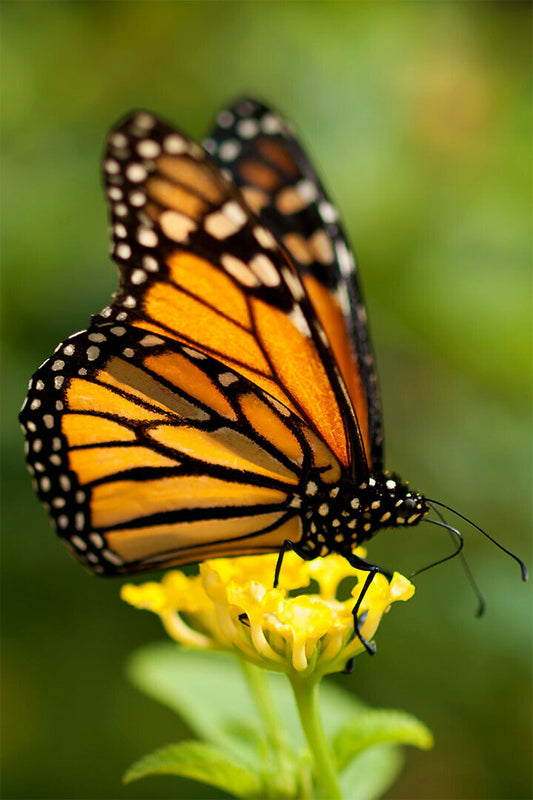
[[20, 98, 429, 577], [291, 473, 427, 560]]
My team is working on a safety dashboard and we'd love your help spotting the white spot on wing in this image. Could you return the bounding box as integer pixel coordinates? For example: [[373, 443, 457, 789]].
[[218, 372, 238, 387], [163, 134, 188, 154], [143, 255, 159, 272], [282, 268, 305, 301], [253, 226, 276, 249], [103, 549, 124, 566], [297, 179, 318, 204], [129, 191, 146, 207], [249, 254, 280, 287], [159, 210, 197, 242], [219, 140, 241, 162], [139, 335, 164, 346], [131, 269, 147, 285], [126, 163, 148, 183], [137, 227, 158, 247], [221, 254, 258, 287], [318, 200, 337, 223], [237, 118, 259, 138], [205, 202, 247, 239], [264, 393, 291, 417], [137, 139, 161, 158], [334, 239, 354, 278], [114, 223, 127, 238], [104, 159, 120, 175], [87, 346, 100, 361], [72, 534, 87, 549], [217, 110, 234, 128], [288, 305, 311, 337], [134, 112, 155, 130], [261, 113, 282, 134], [182, 347, 206, 360], [116, 243, 132, 260], [110, 132, 128, 148]]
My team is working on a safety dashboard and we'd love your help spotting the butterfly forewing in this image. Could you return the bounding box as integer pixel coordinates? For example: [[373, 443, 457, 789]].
[[205, 98, 383, 471], [97, 110, 364, 470], [20, 325, 345, 573]]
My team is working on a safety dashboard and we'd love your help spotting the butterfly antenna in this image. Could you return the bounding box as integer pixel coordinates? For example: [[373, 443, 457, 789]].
[[428, 501, 486, 617], [412, 517, 464, 576], [426, 499, 528, 582]]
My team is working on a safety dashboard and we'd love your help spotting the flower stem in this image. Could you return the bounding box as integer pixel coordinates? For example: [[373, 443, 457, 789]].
[[289, 674, 342, 800], [241, 661, 298, 798], [241, 660, 286, 750]]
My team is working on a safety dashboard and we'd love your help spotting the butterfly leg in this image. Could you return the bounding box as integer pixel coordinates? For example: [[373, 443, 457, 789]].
[[343, 657, 356, 674], [274, 539, 318, 588], [345, 552, 392, 656]]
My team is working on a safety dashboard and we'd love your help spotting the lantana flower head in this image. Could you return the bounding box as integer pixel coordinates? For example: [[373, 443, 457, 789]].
[[121, 549, 414, 677]]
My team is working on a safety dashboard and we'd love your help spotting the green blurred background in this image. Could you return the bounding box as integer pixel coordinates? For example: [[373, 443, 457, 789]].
[[2, 2, 531, 798]]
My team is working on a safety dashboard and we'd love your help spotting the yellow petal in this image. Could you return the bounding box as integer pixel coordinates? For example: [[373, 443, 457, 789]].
[[161, 571, 209, 613], [389, 572, 415, 602], [308, 553, 358, 600], [120, 582, 169, 613]]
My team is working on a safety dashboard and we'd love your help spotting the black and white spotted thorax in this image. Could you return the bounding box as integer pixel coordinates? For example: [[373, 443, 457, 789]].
[[291, 473, 428, 557]]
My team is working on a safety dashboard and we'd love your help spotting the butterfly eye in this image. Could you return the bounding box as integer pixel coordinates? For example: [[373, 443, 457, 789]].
[[403, 497, 418, 515]]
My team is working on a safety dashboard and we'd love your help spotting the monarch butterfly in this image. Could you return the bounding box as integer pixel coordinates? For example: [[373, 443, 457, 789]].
[[19, 98, 526, 650]]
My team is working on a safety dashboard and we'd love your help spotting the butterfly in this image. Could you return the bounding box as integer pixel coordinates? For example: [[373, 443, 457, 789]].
[[19, 98, 476, 647]]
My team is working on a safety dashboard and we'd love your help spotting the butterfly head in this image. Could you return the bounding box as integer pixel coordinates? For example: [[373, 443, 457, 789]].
[[373, 475, 428, 530], [337, 473, 429, 546]]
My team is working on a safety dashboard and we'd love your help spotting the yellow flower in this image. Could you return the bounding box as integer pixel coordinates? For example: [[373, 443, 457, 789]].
[[121, 550, 414, 677]]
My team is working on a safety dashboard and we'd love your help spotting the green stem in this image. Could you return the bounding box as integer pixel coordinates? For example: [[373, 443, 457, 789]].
[[241, 660, 287, 751], [289, 674, 342, 800], [240, 661, 297, 798]]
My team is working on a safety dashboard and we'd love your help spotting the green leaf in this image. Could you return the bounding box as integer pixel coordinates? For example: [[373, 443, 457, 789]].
[[333, 709, 434, 771], [127, 644, 265, 766], [123, 740, 263, 798], [126, 643, 364, 758], [339, 745, 404, 800]]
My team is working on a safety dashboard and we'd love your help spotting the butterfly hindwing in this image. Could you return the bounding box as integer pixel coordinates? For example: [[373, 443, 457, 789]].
[[205, 98, 383, 471], [20, 325, 344, 574]]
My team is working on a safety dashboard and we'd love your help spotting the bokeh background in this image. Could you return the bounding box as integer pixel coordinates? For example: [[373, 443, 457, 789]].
[[2, 2, 531, 799]]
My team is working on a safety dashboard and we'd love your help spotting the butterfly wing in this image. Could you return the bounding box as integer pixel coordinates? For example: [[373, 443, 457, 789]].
[[19, 105, 374, 575], [97, 110, 367, 474], [204, 98, 383, 471], [20, 326, 342, 574]]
